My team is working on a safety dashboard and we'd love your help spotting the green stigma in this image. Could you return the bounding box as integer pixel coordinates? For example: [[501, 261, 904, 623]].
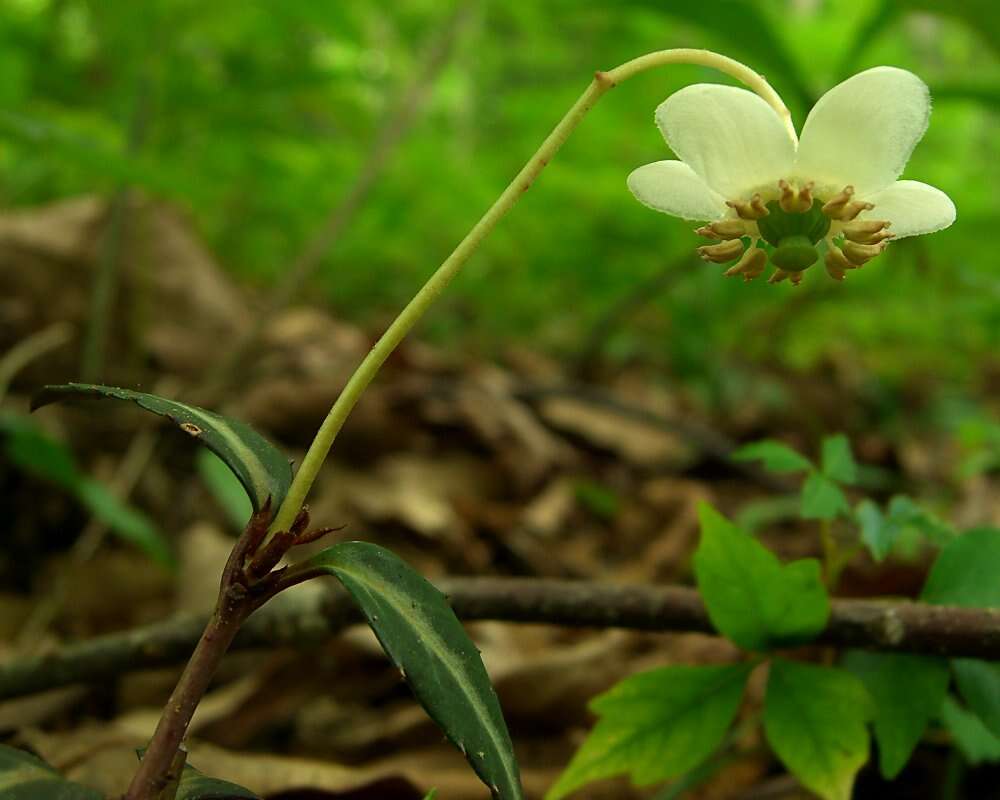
[[757, 199, 831, 273]]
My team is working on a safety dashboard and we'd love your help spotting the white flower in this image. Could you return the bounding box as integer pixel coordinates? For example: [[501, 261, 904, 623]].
[[627, 66, 956, 284]]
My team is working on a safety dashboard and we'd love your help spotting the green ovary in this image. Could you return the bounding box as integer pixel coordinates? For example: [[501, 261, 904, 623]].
[[756, 199, 831, 273]]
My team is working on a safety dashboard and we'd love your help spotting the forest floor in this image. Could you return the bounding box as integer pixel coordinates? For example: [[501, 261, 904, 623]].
[[1, 196, 998, 799]]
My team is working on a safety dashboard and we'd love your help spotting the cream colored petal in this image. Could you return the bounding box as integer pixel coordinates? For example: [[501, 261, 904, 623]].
[[860, 180, 956, 238], [627, 160, 729, 221], [655, 84, 795, 200], [795, 67, 930, 197]]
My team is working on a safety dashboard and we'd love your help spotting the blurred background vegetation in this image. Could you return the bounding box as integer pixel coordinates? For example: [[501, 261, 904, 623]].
[[0, 0, 997, 434]]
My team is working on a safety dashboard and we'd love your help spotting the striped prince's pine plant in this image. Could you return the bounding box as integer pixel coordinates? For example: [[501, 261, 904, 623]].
[[12, 36, 964, 800]]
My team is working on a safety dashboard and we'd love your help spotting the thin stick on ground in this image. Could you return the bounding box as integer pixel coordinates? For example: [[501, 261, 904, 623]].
[[3, 576, 999, 702]]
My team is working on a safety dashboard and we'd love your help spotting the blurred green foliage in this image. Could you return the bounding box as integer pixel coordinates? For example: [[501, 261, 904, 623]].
[[0, 0, 997, 402]]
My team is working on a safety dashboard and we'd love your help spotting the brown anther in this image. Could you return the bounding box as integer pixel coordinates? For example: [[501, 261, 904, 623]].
[[842, 219, 893, 245], [697, 239, 744, 263], [700, 219, 747, 239], [796, 181, 815, 212], [789, 271, 803, 286], [851, 229, 893, 245], [727, 193, 769, 220], [836, 200, 876, 222], [826, 243, 857, 274], [768, 269, 790, 284], [842, 219, 890, 237], [821, 185, 855, 217], [778, 179, 797, 213], [824, 249, 848, 281], [842, 239, 887, 266], [724, 247, 767, 281]]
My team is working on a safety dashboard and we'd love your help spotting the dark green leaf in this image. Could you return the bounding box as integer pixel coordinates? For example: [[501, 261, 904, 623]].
[[547, 663, 752, 799], [820, 434, 857, 484], [801, 471, 849, 521], [693, 503, 829, 651], [175, 762, 259, 800], [940, 696, 1000, 764], [953, 660, 1000, 739], [294, 541, 523, 800], [197, 449, 254, 530], [842, 651, 949, 778], [731, 440, 812, 474], [0, 744, 102, 800], [763, 659, 871, 800], [921, 528, 1000, 607], [32, 383, 293, 513]]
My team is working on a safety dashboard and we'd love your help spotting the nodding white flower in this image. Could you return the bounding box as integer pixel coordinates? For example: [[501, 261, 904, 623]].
[[628, 67, 956, 284]]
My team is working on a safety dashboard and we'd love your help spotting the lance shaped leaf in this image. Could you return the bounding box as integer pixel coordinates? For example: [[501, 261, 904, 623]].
[[32, 383, 292, 513], [294, 541, 523, 800], [693, 503, 829, 651], [174, 762, 258, 800], [0, 744, 102, 799], [764, 659, 872, 800], [133, 748, 258, 800]]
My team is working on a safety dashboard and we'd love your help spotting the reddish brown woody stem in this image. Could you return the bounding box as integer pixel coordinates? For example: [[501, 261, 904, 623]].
[[123, 499, 327, 800]]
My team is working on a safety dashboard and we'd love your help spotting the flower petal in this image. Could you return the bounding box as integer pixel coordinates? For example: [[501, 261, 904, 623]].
[[795, 67, 930, 197], [627, 160, 729, 221], [655, 84, 795, 200], [860, 180, 956, 238]]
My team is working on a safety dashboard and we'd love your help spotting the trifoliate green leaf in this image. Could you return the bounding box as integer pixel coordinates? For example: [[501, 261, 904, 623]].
[[693, 503, 828, 651], [800, 471, 849, 520], [842, 651, 948, 778], [731, 439, 812, 473], [763, 659, 871, 800], [820, 434, 857, 484], [546, 663, 752, 799]]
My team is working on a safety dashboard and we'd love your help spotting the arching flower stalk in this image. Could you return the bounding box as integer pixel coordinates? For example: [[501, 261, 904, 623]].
[[628, 67, 956, 284]]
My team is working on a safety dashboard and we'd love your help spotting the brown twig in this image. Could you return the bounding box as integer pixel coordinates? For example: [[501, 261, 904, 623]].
[[122, 500, 295, 800], [4, 578, 999, 705]]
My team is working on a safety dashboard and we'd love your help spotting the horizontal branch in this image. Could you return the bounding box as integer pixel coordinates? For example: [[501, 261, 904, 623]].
[[3, 577, 998, 700]]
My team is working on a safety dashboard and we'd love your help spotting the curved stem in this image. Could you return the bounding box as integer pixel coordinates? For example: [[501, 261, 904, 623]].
[[271, 48, 793, 532]]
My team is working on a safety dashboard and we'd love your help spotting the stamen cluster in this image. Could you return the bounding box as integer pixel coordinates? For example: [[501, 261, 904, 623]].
[[695, 181, 892, 285]]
